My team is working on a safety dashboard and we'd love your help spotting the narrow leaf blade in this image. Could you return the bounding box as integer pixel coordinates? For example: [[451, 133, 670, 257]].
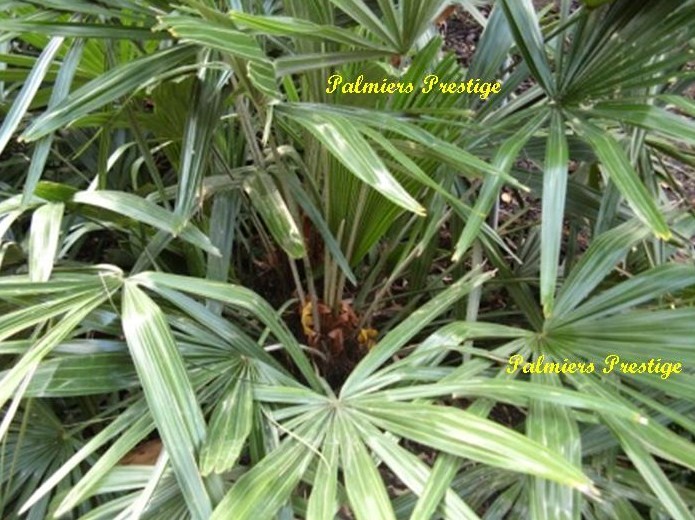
[[122, 283, 212, 519], [28, 202, 64, 282]]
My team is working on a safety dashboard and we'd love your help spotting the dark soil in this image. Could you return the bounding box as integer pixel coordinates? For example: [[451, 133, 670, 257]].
[[439, 4, 490, 68]]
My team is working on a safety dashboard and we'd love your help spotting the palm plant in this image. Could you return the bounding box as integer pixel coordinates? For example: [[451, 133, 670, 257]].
[[1, 0, 695, 518]]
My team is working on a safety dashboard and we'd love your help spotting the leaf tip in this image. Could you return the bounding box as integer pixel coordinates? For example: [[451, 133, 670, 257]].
[[657, 230, 672, 241], [577, 481, 601, 499]]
